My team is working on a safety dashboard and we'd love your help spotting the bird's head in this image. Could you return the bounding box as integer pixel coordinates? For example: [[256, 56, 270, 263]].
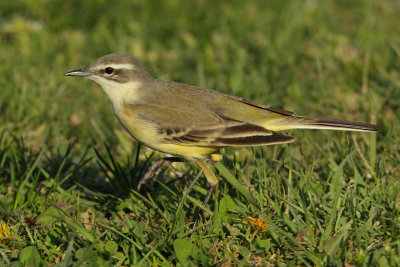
[[65, 53, 152, 103]]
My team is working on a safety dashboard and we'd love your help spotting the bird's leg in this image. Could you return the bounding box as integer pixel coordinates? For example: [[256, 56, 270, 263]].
[[137, 157, 184, 190], [192, 158, 219, 228]]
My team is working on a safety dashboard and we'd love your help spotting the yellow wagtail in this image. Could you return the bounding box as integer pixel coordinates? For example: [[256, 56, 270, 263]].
[[65, 53, 379, 210]]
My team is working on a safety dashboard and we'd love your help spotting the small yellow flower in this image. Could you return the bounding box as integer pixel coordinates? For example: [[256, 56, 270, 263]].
[[0, 222, 13, 244], [243, 216, 267, 233]]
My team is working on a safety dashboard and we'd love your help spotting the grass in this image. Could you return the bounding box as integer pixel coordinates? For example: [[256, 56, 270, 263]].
[[0, 0, 399, 265]]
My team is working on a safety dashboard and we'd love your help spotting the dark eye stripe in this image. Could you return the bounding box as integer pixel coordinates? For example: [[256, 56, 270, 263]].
[[101, 68, 130, 83]]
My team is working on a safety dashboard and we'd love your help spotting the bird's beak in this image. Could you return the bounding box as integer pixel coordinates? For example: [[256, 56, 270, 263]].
[[64, 68, 92, 77]]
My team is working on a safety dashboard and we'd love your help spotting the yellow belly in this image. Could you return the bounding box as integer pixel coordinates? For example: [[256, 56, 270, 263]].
[[152, 143, 217, 159], [115, 105, 216, 159]]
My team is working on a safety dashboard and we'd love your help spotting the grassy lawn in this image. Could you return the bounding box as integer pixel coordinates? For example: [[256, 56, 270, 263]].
[[0, 0, 399, 265]]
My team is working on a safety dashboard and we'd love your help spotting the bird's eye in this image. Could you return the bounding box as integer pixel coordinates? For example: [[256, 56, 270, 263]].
[[105, 67, 114, 74]]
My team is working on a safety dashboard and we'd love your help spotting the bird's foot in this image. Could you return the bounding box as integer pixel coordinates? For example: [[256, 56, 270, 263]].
[[192, 184, 216, 229], [137, 157, 184, 190]]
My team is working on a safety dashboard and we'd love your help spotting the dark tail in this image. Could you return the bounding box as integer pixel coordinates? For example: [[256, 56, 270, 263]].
[[291, 116, 380, 132]]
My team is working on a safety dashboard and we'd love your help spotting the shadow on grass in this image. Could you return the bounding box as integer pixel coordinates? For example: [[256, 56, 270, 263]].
[[0, 131, 196, 217]]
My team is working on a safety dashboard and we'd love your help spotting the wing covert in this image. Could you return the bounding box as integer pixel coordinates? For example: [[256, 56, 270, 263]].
[[129, 103, 294, 147]]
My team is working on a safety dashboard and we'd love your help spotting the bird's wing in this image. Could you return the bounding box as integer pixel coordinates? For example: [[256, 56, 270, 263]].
[[131, 103, 294, 147]]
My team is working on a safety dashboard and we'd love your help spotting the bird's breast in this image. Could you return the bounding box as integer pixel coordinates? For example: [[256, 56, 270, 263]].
[[112, 103, 216, 159], [113, 103, 160, 146]]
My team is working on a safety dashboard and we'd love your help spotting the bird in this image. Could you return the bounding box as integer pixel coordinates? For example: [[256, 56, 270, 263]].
[[65, 53, 379, 219]]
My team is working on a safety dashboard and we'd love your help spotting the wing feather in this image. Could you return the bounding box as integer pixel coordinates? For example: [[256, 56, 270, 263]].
[[212, 132, 294, 146], [129, 103, 294, 147]]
